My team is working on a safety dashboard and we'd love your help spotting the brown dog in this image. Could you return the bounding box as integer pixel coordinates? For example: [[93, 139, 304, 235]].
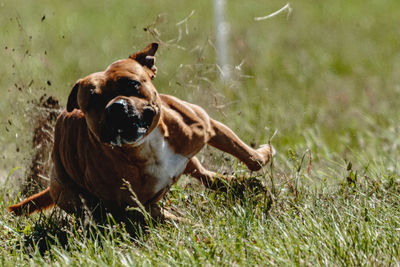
[[8, 43, 274, 219]]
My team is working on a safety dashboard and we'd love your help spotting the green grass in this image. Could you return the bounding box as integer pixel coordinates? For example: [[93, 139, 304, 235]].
[[1, 0, 400, 265]]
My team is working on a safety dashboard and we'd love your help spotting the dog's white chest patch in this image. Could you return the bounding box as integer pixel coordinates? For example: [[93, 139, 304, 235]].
[[140, 128, 189, 194]]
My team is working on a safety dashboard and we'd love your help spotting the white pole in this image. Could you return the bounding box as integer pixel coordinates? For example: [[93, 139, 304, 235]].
[[214, 0, 230, 81]]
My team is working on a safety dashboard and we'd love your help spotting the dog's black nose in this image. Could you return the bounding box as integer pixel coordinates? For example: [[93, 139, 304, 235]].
[[106, 99, 128, 118], [105, 99, 141, 130], [105, 99, 139, 131]]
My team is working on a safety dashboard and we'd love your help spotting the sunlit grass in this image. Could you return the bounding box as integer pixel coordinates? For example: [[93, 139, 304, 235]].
[[1, 0, 400, 265]]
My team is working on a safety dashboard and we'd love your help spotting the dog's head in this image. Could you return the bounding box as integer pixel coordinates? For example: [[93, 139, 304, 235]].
[[66, 43, 161, 146]]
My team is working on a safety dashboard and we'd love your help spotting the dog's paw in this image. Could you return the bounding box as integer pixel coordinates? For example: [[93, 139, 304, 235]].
[[250, 144, 275, 171], [260, 144, 276, 158]]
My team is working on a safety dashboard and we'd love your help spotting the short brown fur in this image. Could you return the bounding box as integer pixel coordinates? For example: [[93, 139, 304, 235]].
[[8, 43, 274, 219]]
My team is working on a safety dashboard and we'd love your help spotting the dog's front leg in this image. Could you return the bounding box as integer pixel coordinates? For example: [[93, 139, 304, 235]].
[[207, 119, 274, 171]]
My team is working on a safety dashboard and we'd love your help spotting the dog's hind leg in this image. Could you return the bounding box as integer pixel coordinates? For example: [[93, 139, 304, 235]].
[[207, 119, 274, 172], [184, 157, 234, 189]]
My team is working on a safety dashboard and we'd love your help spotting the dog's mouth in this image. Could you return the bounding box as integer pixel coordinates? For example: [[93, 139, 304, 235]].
[[100, 99, 155, 146]]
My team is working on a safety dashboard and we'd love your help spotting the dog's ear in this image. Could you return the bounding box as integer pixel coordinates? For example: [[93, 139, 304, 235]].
[[129, 43, 158, 79], [67, 82, 80, 112]]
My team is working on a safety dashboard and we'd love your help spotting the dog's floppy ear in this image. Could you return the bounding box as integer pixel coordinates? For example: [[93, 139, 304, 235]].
[[129, 43, 158, 79], [67, 82, 80, 112]]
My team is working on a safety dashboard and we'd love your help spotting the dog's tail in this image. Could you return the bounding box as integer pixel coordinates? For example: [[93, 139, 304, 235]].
[[8, 187, 54, 216]]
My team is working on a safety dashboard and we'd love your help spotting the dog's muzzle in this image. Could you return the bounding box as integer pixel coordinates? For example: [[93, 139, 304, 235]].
[[101, 99, 155, 146]]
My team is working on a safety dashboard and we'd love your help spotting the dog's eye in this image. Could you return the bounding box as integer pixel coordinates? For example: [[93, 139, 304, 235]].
[[118, 78, 142, 97]]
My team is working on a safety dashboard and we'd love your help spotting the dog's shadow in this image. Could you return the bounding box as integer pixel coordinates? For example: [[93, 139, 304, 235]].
[[19, 174, 271, 256], [19, 204, 164, 256]]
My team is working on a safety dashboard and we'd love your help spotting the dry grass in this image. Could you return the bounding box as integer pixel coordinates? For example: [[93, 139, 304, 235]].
[[1, 0, 400, 265]]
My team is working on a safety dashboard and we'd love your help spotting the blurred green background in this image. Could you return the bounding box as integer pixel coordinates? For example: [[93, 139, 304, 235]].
[[1, 0, 400, 181]]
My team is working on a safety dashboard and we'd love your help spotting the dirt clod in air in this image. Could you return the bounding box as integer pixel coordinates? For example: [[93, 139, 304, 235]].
[[23, 95, 61, 194]]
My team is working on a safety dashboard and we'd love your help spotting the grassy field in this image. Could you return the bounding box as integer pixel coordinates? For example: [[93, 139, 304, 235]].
[[1, 0, 400, 265]]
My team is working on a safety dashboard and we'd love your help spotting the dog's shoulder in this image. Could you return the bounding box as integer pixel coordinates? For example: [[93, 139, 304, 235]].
[[57, 109, 85, 123], [54, 109, 90, 155], [55, 109, 86, 137]]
